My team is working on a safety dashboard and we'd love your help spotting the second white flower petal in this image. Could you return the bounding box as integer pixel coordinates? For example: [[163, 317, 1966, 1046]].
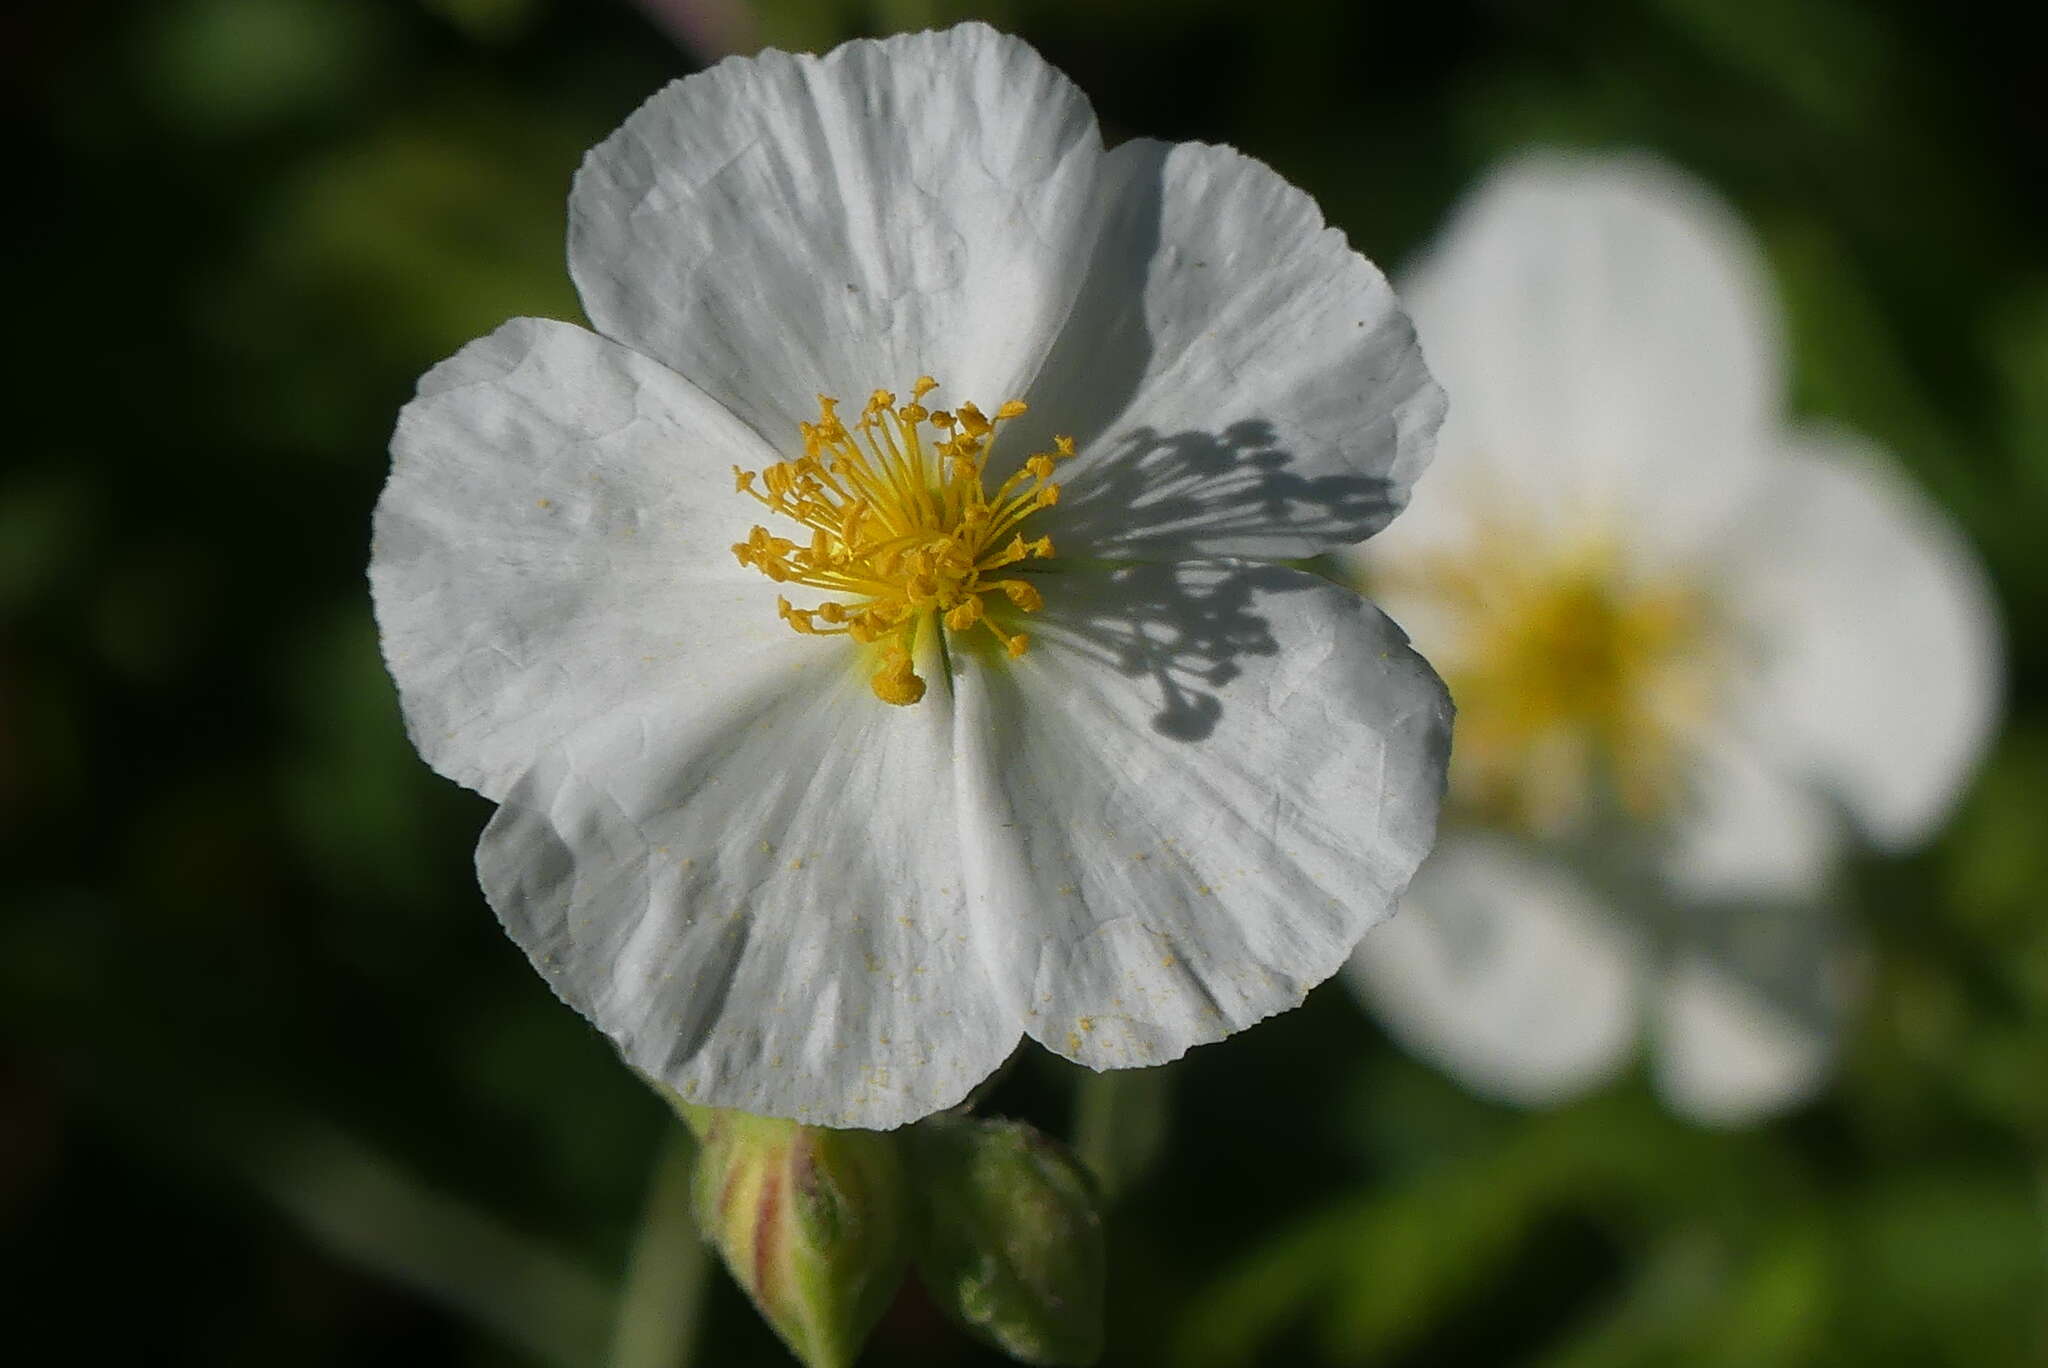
[[1385, 152, 1780, 567], [1664, 722, 1842, 903], [1346, 835, 1644, 1106], [1729, 429, 2002, 849], [1651, 951, 1839, 1127]]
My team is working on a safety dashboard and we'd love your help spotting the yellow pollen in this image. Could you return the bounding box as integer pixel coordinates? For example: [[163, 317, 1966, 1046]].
[[731, 379, 1074, 704], [1383, 535, 1723, 834], [870, 645, 926, 706]]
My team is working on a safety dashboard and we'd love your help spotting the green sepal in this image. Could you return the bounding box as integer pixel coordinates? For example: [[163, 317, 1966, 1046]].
[[682, 1105, 910, 1368], [908, 1115, 1107, 1366]]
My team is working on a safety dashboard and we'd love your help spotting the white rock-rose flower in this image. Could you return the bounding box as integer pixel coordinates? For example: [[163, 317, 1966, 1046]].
[[1343, 153, 2001, 1126], [372, 23, 1452, 1129]]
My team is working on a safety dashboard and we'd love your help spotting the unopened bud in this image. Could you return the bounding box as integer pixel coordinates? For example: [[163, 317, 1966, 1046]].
[[909, 1116, 1106, 1366], [682, 1106, 909, 1368]]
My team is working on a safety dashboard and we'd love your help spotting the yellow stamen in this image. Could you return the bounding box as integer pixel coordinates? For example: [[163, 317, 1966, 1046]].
[[732, 380, 1074, 704], [870, 646, 926, 706]]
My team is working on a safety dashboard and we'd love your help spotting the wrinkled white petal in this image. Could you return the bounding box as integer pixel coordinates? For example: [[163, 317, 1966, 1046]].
[[1652, 949, 1840, 1126], [1727, 428, 2002, 849], [1346, 835, 1642, 1106], [570, 22, 1105, 443], [1663, 723, 1842, 902], [1009, 139, 1441, 561], [478, 638, 1022, 1130], [947, 563, 1451, 1069], [1371, 151, 1780, 569], [372, 317, 787, 800], [379, 27, 1468, 1129]]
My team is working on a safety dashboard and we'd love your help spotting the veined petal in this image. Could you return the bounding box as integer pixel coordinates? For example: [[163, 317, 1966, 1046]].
[[569, 22, 1105, 443], [1726, 428, 2002, 849], [1651, 949, 1843, 1126], [1346, 835, 1643, 1106], [372, 317, 786, 800], [1372, 151, 1780, 569], [478, 644, 1022, 1129], [949, 563, 1451, 1069], [1011, 139, 1442, 560]]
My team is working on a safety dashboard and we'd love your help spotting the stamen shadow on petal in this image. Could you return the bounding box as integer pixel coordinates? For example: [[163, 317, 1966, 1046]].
[[1027, 560, 1332, 743], [1051, 421, 1401, 560], [996, 134, 1422, 559]]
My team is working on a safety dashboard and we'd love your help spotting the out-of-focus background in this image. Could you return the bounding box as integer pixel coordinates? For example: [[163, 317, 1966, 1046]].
[[5, 0, 2044, 1363]]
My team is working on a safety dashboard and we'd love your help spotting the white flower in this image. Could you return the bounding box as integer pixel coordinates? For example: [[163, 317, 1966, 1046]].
[[1343, 153, 2002, 1126], [372, 24, 1452, 1129]]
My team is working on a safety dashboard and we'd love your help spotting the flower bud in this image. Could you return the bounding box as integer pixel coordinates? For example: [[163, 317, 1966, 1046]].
[[909, 1116, 1106, 1366], [683, 1106, 910, 1368]]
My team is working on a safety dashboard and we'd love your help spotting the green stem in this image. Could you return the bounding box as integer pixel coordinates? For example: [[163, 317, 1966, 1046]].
[[610, 1124, 711, 1368], [246, 1123, 611, 1366], [1071, 1065, 1173, 1201]]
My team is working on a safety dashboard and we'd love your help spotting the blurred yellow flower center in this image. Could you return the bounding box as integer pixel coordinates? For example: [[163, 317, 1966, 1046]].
[[732, 378, 1073, 705], [1395, 538, 1723, 834]]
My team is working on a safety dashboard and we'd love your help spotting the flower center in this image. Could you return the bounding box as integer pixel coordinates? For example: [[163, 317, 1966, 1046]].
[[732, 378, 1074, 705], [1390, 537, 1724, 835]]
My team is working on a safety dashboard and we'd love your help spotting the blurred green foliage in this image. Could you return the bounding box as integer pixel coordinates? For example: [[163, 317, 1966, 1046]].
[[3, 0, 2043, 1363]]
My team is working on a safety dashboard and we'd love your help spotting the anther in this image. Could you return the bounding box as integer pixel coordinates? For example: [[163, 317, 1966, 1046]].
[[735, 379, 1073, 705], [870, 646, 926, 706]]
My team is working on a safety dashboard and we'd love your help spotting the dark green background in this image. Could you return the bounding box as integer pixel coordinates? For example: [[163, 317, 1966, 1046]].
[[6, 0, 2044, 1363]]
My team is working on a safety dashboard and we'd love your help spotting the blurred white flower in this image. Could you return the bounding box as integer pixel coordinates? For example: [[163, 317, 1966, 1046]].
[[373, 24, 1452, 1129], [1343, 152, 2001, 1126]]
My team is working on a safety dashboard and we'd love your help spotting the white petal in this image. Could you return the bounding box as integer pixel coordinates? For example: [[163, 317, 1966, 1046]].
[[948, 563, 1451, 1070], [1726, 428, 2002, 849], [1662, 724, 1842, 902], [371, 317, 790, 800], [1010, 139, 1442, 560], [569, 23, 1105, 443], [1652, 948, 1842, 1126], [1371, 151, 1781, 569], [478, 640, 1022, 1130], [1346, 834, 1643, 1106]]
